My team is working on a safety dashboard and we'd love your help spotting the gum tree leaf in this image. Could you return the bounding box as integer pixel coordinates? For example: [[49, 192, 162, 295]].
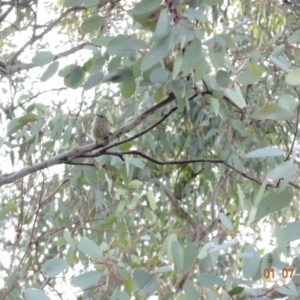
[[40, 61, 59, 82], [153, 9, 171, 42], [81, 15, 104, 34], [32, 51, 55, 66], [141, 34, 171, 71], [83, 72, 103, 90], [25, 288, 50, 300], [252, 104, 295, 120], [70, 271, 101, 288], [286, 69, 300, 85], [41, 258, 67, 277], [64, 65, 85, 88], [245, 147, 285, 158]]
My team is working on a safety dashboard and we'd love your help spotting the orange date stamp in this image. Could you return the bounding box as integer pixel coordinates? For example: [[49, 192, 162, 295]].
[[263, 268, 295, 279]]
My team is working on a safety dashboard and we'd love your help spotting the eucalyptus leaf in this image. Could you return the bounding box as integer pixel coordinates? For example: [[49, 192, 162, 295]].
[[252, 104, 295, 121], [70, 271, 101, 288], [32, 51, 54, 66]]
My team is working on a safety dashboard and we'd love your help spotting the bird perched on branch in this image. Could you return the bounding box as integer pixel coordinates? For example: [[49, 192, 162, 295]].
[[91, 113, 112, 142]]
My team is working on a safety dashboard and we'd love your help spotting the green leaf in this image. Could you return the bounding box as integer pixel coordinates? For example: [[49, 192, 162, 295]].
[[144, 207, 153, 221], [147, 190, 157, 210], [245, 147, 285, 158], [115, 241, 129, 253], [83, 166, 98, 184], [194, 54, 208, 81], [83, 0, 98, 9], [141, 34, 171, 71], [172, 51, 182, 80], [70, 271, 101, 288], [133, 269, 157, 297], [275, 226, 287, 255], [208, 35, 226, 68], [64, 0, 82, 7], [249, 50, 261, 63], [41, 258, 67, 277], [198, 274, 226, 288], [183, 243, 198, 273], [153, 265, 172, 273], [216, 70, 229, 87], [107, 35, 128, 56], [108, 56, 121, 73], [131, 254, 141, 265], [160, 293, 175, 300], [252, 104, 295, 121], [219, 212, 233, 230], [25, 288, 50, 300], [40, 61, 59, 81], [129, 157, 145, 168], [286, 69, 300, 85], [110, 291, 130, 300], [58, 64, 77, 77], [271, 44, 285, 57], [283, 221, 300, 242], [221, 33, 236, 49], [78, 237, 102, 259], [182, 39, 201, 76], [33, 103, 46, 113], [270, 56, 290, 73], [225, 87, 246, 109], [128, 180, 142, 189], [83, 58, 92, 72], [101, 215, 117, 229], [254, 190, 293, 220], [4, 267, 19, 289], [183, 283, 198, 300], [238, 71, 259, 84], [267, 161, 297, 180], [90, 56, 105, 74], [246, 60, 261, 78], [268, 30, 283, 44], [253, 180, 267, 207], [154, 86, 164, 102], [19, 113, 38, 123], [171, 240, 183, 271], [228, 286, 244, 296], [237, 184, 245, 212], [64, 65, 85, 88], [62, 122, 73, 147], [279, 95, 297, 111], [153, 9, 171, 42], [183, 7, 208, 21], [288, 29, 300, 44], [83, 72, 103, 90], [149, 67, 169, 83], [211, 98, 219, 115], [242, 245, 260, 279], [122, 75, 136, 99], [81, 15, 104, 33], [0, 202, 17, 219], [63, 230, 75, 248], [32, 51, 55, 66], [132, 0, 162, 15]]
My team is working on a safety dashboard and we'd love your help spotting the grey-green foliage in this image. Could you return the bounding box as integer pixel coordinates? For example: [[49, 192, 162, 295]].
[[1, 0, 300, 299]]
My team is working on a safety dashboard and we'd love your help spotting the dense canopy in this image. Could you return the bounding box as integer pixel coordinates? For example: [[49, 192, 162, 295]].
[[1, 0, 300, 299]]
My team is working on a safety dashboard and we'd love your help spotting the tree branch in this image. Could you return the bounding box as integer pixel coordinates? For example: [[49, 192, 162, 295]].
[[0, 92, 180, 186], [0, 43, 97, 75], [102, 150, 300, 190], [9, 6, 86, 63], [154, 178, 198, 228]]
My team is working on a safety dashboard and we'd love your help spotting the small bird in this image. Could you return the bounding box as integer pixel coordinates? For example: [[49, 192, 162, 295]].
[[91, 113, 112, 142]]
